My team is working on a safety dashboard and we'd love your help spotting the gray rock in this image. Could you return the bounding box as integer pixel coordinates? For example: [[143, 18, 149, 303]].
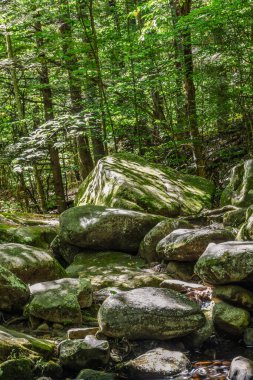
[[0, 243, 66, 284], [121, 348, 190, 379], [223, 208, 247, 227], [195, 242, 253, 284], [25, 278, 92, 324], [98, 287, 205, 340], [229, 356, 253, 380], [139, 219, 193, 263], [75, 155, 215, 217], [30, 278, 92, 308], [213, 301, 250, 336], [59, 205, 164, 253], [160, 279, 207, 294], [59, 335, 110, 370], [0, 265, 30, 311], [157, 227, 235, 261]]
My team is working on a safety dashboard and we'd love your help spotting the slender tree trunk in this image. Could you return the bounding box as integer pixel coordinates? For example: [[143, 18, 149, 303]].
[[5, 27, 31, 211], [59, 0, 94, 179], [171, 0, 205, 177], [35, 19, 66, 212]]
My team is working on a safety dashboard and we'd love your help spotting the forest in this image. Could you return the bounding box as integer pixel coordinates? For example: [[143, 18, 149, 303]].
[[0, 0, 253, 379]]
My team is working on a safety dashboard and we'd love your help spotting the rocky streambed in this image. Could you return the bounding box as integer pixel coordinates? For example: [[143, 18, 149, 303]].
[[1, 156, 253, 380]]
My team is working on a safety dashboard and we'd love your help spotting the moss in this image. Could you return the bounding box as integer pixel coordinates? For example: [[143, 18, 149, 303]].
[[0, 358, 33, 380], [75, 155, 215, 217]]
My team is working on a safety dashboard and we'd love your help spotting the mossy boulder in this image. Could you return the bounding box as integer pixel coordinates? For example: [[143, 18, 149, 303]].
[[59, 335, 110, 370], [195, 242, 253, 284], [236, 205, 253, 240], [0, 243, 66, 284], [121, 348, 191, 379], [75, 155, 215, 217], [59, 205, 165, 253], [25, 278, 92, 324], [213, 301, 250, 336], [221, 160, 253, 207], [223, 208, 247, 227], [157, 227, 235, 262], [139, 219, 193, 263], [0, 265, 30, 311], [98, 287, 205, 340], [0, 358, 33, 380], [66, 251, 167, 290], [213, 285, 253, 311]]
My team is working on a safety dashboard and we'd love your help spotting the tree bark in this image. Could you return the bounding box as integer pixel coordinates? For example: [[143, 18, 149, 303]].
[[35, 19, 66, 212]]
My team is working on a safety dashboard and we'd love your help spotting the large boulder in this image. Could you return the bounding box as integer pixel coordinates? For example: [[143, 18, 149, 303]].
[[221, 160, 253, 208], [25, 278, 92, 324], [0, 243, 66, 284], [75, 155, 215, 217], [66, 251, 167, 290], [139, 219, 193, 263], [98, 287, 205, 340], [0, 265, 30, 311], [195, 242, 253, 284], [58, 205, 164, 253], [121, 348, 191, 379], [157, 227, 234, 261]]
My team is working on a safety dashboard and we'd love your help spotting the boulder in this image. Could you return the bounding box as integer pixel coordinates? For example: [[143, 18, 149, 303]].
[[195, 242, 253, 284], [223, 208, 247, 227], [0, 243, 66, 284], [59, 335, 110, 370], [229, 357, 253, 380], [139, 219, 193, 263], [237, 206, 253, 240], [98, 287, 205, 340], [213, 285, 253, 311], [0, 358, 33, 380], [66, 251, 167, 290], [0, 265, 30, 311], [221, 160, 253, 208], [75, 155, 214, 217], [213, 301, 250, 335], [121, 348, 190, 379], [59, 205, 164, 253], [157, 227, 235, 261], [25, 278, 92, 324]]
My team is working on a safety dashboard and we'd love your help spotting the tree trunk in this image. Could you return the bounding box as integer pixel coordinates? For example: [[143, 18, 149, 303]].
[[172, 0, 205, 177], [35, 19, 66, 212], [59, 0, 94, 179]]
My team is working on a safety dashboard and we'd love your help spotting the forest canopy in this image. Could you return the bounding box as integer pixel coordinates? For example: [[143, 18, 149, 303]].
[[0, 0, 252, 213]]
